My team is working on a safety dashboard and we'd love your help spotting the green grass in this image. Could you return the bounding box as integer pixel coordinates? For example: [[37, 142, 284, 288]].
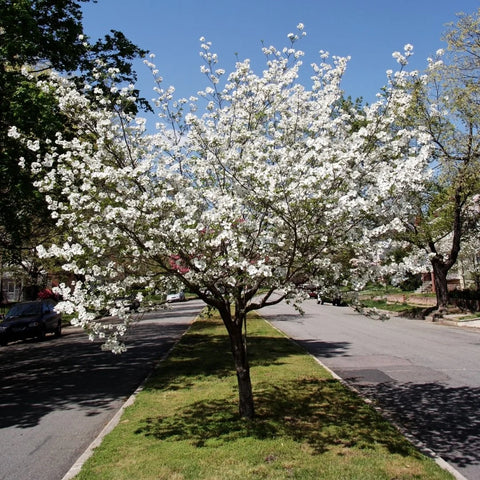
[[74, 311, 453, 480], [457, 313, 480, 321], [409, 292, 437, 298], [358, 299, 428, 318], [357, 285, 404, 296], [359, 299, 411, 312]]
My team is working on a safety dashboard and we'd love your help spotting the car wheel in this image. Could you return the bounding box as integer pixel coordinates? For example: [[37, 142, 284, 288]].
[[37, 327, 46, 341], [54, 322, 62, 337]]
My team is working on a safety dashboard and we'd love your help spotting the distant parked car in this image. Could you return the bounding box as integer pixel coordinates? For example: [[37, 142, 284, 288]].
[[298, 283, 319, 298], [317, 287, 350, 306], [115, 296, 141, 312], [317, 292, 344, 306], [166, 291, 185, 303], [0, 299, 62, 346]]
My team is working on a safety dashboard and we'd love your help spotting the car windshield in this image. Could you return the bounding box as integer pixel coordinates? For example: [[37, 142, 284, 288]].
[[5, 302, 42, 318]]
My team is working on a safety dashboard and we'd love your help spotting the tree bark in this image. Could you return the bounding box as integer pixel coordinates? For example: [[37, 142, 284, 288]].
[[219, 305, 255, 419], [429, 189, 464, 310], [431, 256, 450, 309], [231, 330, 255, 419]]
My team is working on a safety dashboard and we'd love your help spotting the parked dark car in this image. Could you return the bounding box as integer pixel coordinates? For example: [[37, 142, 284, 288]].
[[115, 296, 141, 312], [0, 299, 62, 346]]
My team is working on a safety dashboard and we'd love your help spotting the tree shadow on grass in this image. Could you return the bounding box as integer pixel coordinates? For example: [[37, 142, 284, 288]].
[[144, 318, 350, 391], [136, 318, 409, 457], [136, 376, 418, 458]]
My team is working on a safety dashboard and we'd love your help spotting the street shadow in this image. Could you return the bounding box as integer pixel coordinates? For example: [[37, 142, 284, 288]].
[[0, 312, 320, 430], [0, 320, 191, 429], [355, 381, 480, 468], [293, 338, 351, 358], [142, 302, 203, 319]]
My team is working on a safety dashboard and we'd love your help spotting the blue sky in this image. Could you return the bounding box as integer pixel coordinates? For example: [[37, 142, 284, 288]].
[[82, 0, 480, 106]]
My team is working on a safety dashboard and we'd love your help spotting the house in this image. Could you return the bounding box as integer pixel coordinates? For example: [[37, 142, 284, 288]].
[[1, 271, 24, 304], [419, 250, 480, 294]]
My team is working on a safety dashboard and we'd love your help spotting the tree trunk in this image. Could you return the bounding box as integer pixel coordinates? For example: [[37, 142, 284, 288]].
[[428, 189, 463, 311], [231, 332, 255, 419], [219, 306, 255, 419], [431, 256, 450, 309]]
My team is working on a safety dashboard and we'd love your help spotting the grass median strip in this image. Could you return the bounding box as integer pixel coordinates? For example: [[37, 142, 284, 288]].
[[74, 311, 453, 480]]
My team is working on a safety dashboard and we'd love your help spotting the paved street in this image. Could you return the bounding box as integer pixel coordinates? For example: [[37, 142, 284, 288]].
[[262, 299, 480, 480], [2, 295, 479, 479], [0, 300, 203, 480]]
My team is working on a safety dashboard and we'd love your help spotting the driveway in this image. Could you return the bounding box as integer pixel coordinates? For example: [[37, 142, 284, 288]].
[[0, 300, 203, 480], [262, 299, 480, 480]]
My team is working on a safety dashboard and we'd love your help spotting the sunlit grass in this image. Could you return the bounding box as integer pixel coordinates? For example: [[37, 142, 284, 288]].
[[75, 311, 453, 480], [359, 299, 413, 312], [358, 299, 430, 319], [457, 313, 480, 320]]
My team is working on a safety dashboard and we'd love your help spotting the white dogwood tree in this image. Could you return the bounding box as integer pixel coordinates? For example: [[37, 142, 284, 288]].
[[17, 27, 433, 418]]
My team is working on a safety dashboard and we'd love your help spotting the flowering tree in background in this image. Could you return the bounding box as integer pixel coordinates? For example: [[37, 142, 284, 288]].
[[16, 27, 432, 418], [391, 10, 480, 309]]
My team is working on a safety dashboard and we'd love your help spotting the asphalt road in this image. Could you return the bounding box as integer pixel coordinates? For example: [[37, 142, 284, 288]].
[[0, 300, 203, 480], [262, 298, 480, 480]]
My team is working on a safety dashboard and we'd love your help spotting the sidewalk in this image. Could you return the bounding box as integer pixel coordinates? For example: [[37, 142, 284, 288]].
[[434, 315, 480, 328], [382, 308, 480, 328]]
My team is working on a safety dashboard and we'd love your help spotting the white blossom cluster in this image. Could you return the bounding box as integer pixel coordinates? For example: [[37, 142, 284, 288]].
[[15, 34, 434, 351]]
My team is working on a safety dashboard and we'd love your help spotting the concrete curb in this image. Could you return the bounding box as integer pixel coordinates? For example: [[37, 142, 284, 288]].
[[309, 354, 469, 480], [63, 310, 469, 480], [373, 308, 480, 330], [61, 315, 197, 480], [265, 319, 470, 480], [61, 390, 138, 480]]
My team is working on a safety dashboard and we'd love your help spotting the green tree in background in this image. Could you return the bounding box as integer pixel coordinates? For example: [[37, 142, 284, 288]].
[[0, 0, 147, 285], [399, 8, 480, 309]]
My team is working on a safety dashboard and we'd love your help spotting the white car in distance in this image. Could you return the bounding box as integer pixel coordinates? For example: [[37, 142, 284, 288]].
[[166, 291, 186, 303]]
